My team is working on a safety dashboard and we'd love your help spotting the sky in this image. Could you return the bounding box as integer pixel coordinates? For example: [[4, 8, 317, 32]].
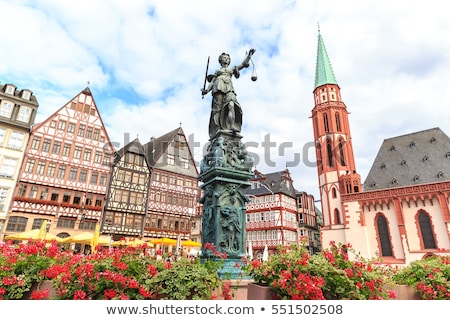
[[1, 0, 450, 200]]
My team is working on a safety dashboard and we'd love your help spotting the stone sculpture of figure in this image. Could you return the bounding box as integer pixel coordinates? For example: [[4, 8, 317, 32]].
[[200, 185, 217, 244], [202, 49, 256, 138], [219, 205, 242, 253]]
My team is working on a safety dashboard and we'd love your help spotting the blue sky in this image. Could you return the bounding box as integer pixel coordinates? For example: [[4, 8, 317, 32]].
[[1, 0, 450, 200]]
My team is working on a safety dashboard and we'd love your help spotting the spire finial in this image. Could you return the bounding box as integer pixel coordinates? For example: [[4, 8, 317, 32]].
[[179, 122, 182, 127], [317, 22, 321, 34], [87, 81, 90, 87]]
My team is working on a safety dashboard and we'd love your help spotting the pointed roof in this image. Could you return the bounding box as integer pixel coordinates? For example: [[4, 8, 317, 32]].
[[113, 137, 147, 165], [143, 127, 184, 166], [247, 169, 296, 197], [363, 127, 450, 191], [314, 33, 338, 90]]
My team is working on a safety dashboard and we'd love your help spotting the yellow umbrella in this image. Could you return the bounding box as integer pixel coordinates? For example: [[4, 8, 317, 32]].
[[149, 237, 177, 246], [111, 238, 153, 247], [91, 223, 100, 252], [4, 228, 64, 242], [38, 220, 48, 239], [181, 240, 202, 247], [63, 232, 111, 245]]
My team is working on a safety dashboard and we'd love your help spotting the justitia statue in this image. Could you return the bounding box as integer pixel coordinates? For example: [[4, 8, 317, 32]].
[[199, 49, 255, 278], [201, 49, 256, 138]]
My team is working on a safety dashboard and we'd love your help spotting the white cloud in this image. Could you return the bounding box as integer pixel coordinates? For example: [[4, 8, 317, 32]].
[[2, 0, 450, 200]]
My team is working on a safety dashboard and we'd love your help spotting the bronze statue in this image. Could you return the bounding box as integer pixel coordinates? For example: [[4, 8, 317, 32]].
[[201, 49, 256, 138]]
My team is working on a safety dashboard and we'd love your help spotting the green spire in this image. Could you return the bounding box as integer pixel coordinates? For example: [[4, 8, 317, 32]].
[[314, 33, 338, 90]]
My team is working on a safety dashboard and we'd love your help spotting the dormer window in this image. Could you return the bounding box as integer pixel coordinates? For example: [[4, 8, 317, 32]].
[[370, 182, 377, 187], [423, 156, 429, 162], [21, 90, 31, 100], [391, 178, 398, 185], [401, 160, 407, 165], [413, 175, 419, 182], [380, 163, 387, 169], [409, 141, 416, 147], [437, 171, 444, 179], [446, 152, 450, 158], [390, 146, 396, 151], [5, 85, 15, 95], [430, 137, 436, 143]]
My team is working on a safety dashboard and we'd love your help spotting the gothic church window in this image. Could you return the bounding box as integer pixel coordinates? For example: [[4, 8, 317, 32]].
[[323, 114, 329, 132], [377, 215, 393, 256], [338, 140, 346, 166], [326, 141, 333, 167], [335, 112, 341, 131], [418, 211, 437, 249]]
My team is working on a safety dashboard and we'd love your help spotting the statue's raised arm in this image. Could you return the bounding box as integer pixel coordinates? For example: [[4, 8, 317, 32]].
[[236, 48, 256, 71]]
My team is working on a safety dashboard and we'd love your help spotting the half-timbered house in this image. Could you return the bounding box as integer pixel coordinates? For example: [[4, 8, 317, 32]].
[[4, 87, 114, 245]]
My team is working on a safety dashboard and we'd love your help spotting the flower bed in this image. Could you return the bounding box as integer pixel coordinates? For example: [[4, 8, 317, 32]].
[[0, 240, 228, 300], [241, 240, 449, 300], [1, 240, 448, 300]]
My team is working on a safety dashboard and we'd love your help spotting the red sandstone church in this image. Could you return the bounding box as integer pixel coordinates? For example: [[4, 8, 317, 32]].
[[312, 32, 450, 265]]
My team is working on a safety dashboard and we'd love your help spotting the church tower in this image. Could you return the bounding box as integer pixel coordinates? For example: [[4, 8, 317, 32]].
[[311, 31, 361, 236]]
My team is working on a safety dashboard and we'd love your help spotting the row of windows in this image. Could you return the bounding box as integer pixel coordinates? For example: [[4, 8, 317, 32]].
[[24, 159, 108, 185], [1, 85, 32, 100], [104, 213, 192, 233], [323, 112, 342, 133], [30, 137, 109, 163], [152, 171, 195, 188], [317, 139, 346, 168], [145, 215, 190, 232], [16, 183, 103, 207], [49, 118, 104, 143], [124, 153, 145, 166], [377, 210, 437, 256], [0, 100, 32, 123], [149, 191, 195, 207], [247, 229, 278, 241], [165, 154, 189, 168], [0, 127, 25, 150], [112, 189, 146, 206], [5, 216, 84, 233], [247, 211, 277, 222], [247, 210, 299, 227], [116, 170, 147, 185]]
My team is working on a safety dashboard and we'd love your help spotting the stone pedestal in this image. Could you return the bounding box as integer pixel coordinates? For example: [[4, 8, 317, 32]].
[[198, 131, 254, 279]]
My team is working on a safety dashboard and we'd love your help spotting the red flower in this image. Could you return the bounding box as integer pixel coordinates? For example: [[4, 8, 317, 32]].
[[31, 289, 49, 300], [74, 289, 87, 300], [104, 289, 117, 299]]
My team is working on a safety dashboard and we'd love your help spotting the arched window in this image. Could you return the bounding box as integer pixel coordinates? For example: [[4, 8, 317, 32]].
[[338, 140, 346, 166], [334, 208, 341, 224], [323, 114, 329, 132], [335, 112, 341, 132], [418, 211, 437, 249], [327, 141, 333, 167], [377, 215, 393, 256], [316, 143, 323, 170], [331, 187, 337, 198]]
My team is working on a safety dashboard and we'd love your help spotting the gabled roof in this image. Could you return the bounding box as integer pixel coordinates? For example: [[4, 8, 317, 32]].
[[363, 127, 450, 191], [143, 127, 183, 166], [113, 137, 147, 166], [314, 33, 338, 90], [247, 169, 296, 197]]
